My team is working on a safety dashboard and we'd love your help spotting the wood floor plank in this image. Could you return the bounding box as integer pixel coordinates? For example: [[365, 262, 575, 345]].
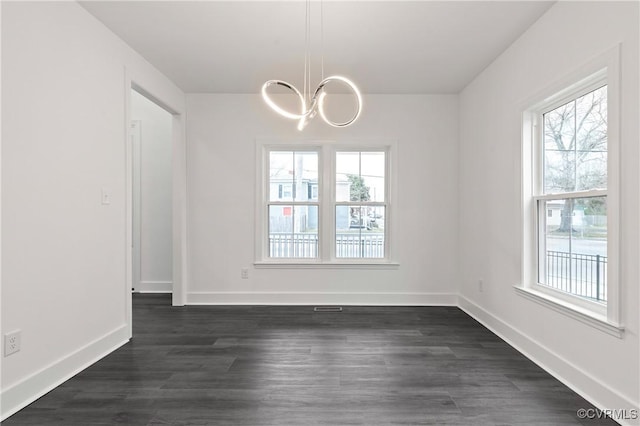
[[2, 294, 618, 425]]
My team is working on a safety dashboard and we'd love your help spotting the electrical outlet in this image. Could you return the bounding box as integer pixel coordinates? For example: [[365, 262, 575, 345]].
[[4, 330, 21, 357], [478, 279, 484, 293], [241, 268, 249, 279]]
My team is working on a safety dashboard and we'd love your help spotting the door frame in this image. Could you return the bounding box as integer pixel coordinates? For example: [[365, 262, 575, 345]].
[[124, 68, 188, 338], [130, 120, 142, 293]]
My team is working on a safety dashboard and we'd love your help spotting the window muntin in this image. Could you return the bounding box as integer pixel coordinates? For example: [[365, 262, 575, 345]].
[[536, 84, 608, 304]]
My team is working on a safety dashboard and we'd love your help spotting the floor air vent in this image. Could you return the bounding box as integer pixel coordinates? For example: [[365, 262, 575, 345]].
[[313, 306, 343, 312]]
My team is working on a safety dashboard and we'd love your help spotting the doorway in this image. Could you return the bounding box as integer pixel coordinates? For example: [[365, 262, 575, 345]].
[[130, 89, 174, 294]]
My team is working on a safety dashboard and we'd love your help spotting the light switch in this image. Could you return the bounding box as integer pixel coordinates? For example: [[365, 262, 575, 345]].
[[101, 188, 112, 205]]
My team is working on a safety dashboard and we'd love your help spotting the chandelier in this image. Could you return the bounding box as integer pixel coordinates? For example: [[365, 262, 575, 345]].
[[261, 0, 362, 130]]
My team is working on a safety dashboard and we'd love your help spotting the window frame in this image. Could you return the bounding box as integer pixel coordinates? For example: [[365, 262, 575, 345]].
[[255, 139, 398, 268], [334, 149, 388, 260], [266, 149, 321, 259], [518, 45, 622, 337]]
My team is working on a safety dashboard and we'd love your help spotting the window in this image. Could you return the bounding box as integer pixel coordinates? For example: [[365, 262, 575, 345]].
[[538, 85, 608, 302], [336, 151, 386, 259], [520, 47, 621, 335], [268, 151, 319, 258], [256, 141, 396, 265]]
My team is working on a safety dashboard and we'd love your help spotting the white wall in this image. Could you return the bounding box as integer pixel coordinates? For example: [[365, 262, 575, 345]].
[[459, 0, 639, 418], [186, 94, 459, 305], [1, 2, 184, 419], [4, 0, 636, 422], [131, 90, 173, 292]]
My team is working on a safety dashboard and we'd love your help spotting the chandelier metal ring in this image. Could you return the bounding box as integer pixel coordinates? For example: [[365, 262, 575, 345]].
[[262, 76, 362, 130], [314, 75, 362, 128], [261, 80, 308, 120]]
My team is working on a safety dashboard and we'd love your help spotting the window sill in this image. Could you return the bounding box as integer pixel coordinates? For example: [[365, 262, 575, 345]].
[[513, 285, 624, 338], [254, 261, 400, 270]]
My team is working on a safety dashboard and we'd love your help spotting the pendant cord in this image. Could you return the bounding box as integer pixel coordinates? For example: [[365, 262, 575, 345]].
[[307, 0, 311, 100], [307, 0, 312, 102], [320, 0, 324, 81], [304, 0, 324, 101], [303, 0, 309, 105]]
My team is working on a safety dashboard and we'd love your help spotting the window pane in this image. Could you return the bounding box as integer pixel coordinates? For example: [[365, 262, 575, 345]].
[[543, 86, 607, 194], [361, 152, 385, 202], [269, 205, 318, 258], [575, 86, 607, 191], [544, 101, 576, 193], [270, 151, 293, 201], [335, 205, 385, 258], [294, 151, 318, 202], [269, 151, 318, 202], [336, 151, 385, 202], [336, 152, 359, 202], [540, 197, 607, 301]]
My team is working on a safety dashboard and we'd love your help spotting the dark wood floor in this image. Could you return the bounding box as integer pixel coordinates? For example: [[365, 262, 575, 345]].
[[3, 294, 616, 425]]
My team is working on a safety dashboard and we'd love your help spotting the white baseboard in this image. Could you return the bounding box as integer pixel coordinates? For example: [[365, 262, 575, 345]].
[[187, 291, 458, 306], [135, 280, 172, 293], [0, 325, 129, 421], [458, 295, 639, 426]]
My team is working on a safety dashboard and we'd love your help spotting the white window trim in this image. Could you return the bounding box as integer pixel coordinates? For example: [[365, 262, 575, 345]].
[[254, 139, 399, 268], [518, 45, 623, 336]]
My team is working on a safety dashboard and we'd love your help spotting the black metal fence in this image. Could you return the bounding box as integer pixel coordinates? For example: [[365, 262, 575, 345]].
[[544, 251, 607, 301]]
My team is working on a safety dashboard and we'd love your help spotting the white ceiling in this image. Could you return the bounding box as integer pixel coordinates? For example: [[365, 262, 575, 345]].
[[80, 1, 554, 94]]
